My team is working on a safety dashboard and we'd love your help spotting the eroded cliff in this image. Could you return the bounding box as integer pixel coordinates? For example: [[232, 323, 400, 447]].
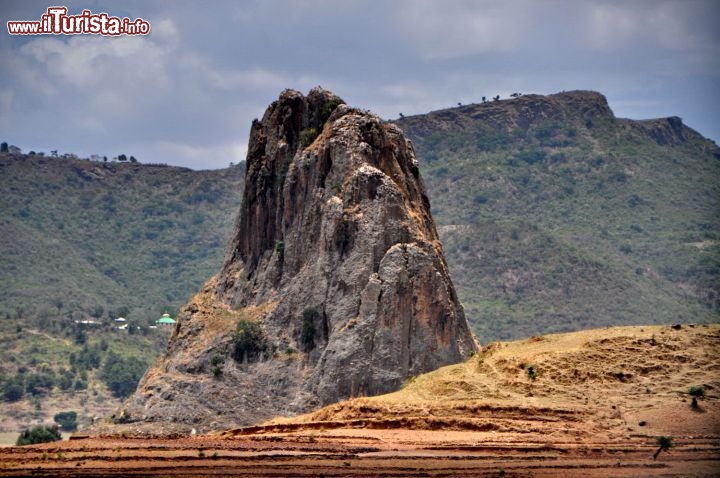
[[114, 88, 477, 432]]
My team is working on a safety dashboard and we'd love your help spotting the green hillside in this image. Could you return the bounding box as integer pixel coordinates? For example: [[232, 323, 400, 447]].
[[397, 90, 720, 341], [0, 154, 244, 433], [0, 155, 244, 327]]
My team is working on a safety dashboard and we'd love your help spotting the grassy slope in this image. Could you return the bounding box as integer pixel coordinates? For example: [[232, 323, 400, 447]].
[[260, 324, 720, 445], [398, 91, 720, 341], [0, 154, 244, 325]]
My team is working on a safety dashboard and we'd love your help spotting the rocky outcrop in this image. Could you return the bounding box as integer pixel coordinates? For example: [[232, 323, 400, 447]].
[[631, 116, 695, 146], [114, 87, 477, 433], [397, 90, 615, 139]]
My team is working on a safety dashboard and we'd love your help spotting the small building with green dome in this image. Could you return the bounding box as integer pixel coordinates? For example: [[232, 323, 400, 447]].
[[156, 312, 176, 326]]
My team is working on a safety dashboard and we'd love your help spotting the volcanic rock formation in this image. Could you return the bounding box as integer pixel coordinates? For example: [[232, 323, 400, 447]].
[[116, 88, 477, 432]]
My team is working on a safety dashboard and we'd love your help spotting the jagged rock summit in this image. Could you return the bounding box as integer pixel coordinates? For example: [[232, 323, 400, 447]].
[[115, 87, 477, 432]]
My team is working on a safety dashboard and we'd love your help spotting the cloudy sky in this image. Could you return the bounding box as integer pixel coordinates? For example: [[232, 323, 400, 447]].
[[1, 0, 718, 170]]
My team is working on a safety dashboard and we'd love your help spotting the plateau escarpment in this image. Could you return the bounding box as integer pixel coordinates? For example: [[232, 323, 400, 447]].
[[114, 88, 477, 432]]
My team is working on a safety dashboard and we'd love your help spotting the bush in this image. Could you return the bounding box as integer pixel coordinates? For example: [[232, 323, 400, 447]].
[[232, 320, 268, 363], [53, 411, 77, 431], [3, 376, 24, 402], [653, 436, 674, 460], [275, 240, 284, 254], [72, 344, 102, 370], [16, 425, 62, 446], [57, 369, 74, 391], [526, 364, 538, 380], [25, 373, 55, 396], [515, 149, 547, 165], [100, 352, 148, 398], [473, 194, 489, 205], [301, 308, 319, 351], [320, 99, 342, 124], [211, 354, 224, 378], [299, 128, 319, 147], [689, 385, 705, 409]]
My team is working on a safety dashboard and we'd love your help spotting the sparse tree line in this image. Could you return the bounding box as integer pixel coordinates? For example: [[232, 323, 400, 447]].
[[398, 93, 524, 119], [1, 140, 138, 163]]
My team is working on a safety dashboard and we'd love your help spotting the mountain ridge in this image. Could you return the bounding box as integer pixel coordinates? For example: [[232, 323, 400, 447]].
[[397, 89, 719, 341]]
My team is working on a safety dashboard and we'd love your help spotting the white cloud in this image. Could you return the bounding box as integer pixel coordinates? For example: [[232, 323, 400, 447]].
[[393, 0, 527, 59], [147, 139, 247, 169], [200, 64, 289, 91], [18, 28, 172, 92]]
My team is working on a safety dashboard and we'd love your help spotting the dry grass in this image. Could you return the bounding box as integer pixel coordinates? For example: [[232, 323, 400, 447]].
[[246, 324, 719, 443]]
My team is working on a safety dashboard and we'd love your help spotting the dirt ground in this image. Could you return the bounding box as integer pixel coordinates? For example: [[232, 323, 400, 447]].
[[1, 324, 718, 477], [0, 428, 717, 477]]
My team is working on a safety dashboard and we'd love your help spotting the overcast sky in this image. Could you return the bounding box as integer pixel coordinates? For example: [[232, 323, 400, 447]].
[[1, 0, 718, 170]]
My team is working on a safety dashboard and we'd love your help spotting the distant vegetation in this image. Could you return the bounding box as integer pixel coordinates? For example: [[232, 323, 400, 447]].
[[689, 385, 706, 409], [100, 352, 148, 398], [53, 411, 77, 431], [232, 320, 269, 363], [300, 308, 319, 351], [16, 425, 62, 446], [299, 127, 319, 147], [654, 436, 674, 460]]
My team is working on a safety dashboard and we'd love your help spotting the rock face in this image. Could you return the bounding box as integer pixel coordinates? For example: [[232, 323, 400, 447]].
[[116, 88, 477, 432]]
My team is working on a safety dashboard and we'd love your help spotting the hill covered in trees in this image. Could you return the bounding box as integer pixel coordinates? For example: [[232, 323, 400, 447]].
[[398, 90, 719, 341]]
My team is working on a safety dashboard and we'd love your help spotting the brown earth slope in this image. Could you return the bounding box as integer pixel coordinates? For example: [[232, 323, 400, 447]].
[[3, 324, 716, 477]]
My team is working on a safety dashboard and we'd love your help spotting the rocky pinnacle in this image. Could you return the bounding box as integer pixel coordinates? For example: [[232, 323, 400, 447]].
[[116, 88, 478, 432]]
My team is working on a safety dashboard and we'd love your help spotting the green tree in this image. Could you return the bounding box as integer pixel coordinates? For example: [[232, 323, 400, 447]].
[[653, 436, 674, 460], [25, 373, 54, 396], [300, 308, 319, 351], [689, 386, 706, 409], [53, 411, 77, 431], [0, 142, 8, 153], [16, 425, 62, 446], [90, 305, 104, 319], [2, 375, 24, 401], [74, 328, 87, 345], [100, 352, 148, 398], [232, 320, 268, 363], [57, 369, 74, 391]]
